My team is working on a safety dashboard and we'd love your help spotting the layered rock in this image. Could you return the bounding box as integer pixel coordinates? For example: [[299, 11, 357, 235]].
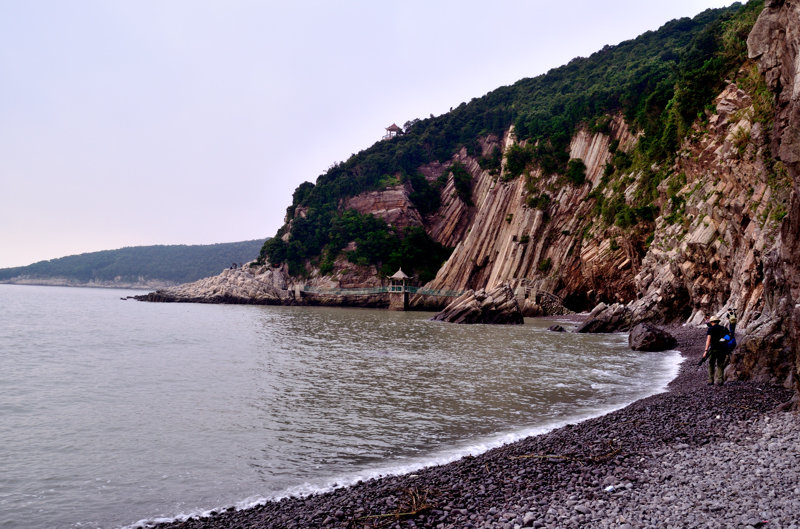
[[627, 78, 785, 328], [735, 0, 800, 392], [418, 116, 640, 312], [432, 283, 523, 324], [344, 183, 423, 229], [576, 303, 632, 333], [137, 264, 293, 305]]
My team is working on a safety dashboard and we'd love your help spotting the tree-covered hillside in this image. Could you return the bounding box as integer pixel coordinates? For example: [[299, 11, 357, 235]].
[[261, 1, 763, 280], [0, 240, 265, 285]]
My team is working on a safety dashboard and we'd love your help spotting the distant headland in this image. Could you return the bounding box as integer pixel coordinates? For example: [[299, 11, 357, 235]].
[[0, 239, 266, 289]]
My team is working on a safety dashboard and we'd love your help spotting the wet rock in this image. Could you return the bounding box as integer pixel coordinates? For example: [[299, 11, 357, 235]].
[[628, 323, 678, 351], [548, 325, 566, 332], [521, 299, 543, 317], [432, 284, 523, 324], [576, 303, 632, 333]]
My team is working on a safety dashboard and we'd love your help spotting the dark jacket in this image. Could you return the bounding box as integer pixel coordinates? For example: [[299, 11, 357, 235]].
[[707, 322, 728, 353]]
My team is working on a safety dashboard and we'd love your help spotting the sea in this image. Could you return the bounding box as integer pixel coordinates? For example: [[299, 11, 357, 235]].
[[0, 284, 682, 529]]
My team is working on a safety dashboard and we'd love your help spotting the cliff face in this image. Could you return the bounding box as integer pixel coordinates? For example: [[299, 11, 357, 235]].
[[419, 74, 788, 328], [736, 0, 800, 390], [629, 81, 786, 328], [421, 117, 641, 311], [344, 183, 423, 229]]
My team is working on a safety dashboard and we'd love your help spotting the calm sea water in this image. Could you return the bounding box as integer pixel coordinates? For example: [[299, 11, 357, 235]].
[[0, 284, 681, 529]]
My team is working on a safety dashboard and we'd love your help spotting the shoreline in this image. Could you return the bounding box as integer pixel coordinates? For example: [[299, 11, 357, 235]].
[[149, 324, 796, 529], [0, 279, 170, 290]]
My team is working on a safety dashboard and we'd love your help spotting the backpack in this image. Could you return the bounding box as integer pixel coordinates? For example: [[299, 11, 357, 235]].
[[719, 330, 736, 352]]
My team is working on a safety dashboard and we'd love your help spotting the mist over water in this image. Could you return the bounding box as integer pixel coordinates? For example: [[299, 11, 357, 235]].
[[0, 285, 681, 529]]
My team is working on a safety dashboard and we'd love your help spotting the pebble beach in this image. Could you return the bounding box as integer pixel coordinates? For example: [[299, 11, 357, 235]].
[[152, 324, 797, 529]]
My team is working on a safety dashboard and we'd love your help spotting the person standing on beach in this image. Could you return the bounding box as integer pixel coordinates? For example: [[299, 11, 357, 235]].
[[702, 315, 728, 386]]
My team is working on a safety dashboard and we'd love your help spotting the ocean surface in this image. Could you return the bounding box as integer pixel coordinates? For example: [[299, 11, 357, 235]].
[[0, 284, 682, 529]]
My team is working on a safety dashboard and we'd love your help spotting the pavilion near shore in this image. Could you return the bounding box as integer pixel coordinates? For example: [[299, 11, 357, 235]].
[[388, 268, 411, 310]]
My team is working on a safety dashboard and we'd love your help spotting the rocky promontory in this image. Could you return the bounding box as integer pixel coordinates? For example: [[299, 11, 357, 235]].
[[136, 264, 294, 305]]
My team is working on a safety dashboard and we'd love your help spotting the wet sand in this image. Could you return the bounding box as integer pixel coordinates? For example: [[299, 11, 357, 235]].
[[152, 324, 796, 529]]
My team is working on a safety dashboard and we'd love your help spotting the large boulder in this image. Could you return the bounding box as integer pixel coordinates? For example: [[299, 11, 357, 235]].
[[432, 284, 524, 324], [628, 323, 678, 351], [576, 302, 633, 333]]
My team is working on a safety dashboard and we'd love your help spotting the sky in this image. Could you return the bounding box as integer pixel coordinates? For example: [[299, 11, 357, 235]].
[[0, 0, 737, 269]]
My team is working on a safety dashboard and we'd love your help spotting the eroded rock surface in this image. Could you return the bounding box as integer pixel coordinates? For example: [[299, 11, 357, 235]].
[[736, 0, 800, 393], [628, 323, 678, 352], [136, 264, 293, 304], [576, 302, 632, 333], [432, 283, 523, 324]]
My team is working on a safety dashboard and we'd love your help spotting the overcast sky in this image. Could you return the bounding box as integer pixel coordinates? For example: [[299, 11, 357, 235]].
[[0, 0, 737, 268]]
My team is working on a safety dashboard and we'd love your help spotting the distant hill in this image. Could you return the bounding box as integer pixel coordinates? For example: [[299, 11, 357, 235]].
[[0, 239, 266, 288]]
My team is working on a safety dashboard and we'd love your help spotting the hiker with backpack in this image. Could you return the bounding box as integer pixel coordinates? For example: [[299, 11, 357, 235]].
[[699, 313, 736, 386]]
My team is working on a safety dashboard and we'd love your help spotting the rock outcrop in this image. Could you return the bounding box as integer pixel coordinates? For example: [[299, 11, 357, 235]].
[[576, 303, 632, 333], [432, 284, 523, 324], [736, 0, 800, 393], [628, 323, 678, 352], [136, 264, 294, 304], [625, 77, 786, 328], [418, 118, 641, 312], [344, 183, 424, 229]]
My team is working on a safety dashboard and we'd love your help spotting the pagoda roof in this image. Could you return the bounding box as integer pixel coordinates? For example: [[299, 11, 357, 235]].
[[390, 268, 410, 280], [385, 123, 403, 132]]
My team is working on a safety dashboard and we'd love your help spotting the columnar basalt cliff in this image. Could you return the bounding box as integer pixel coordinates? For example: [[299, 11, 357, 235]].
[[140, 2, 800, 399], [421, 117, 641, 311]]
